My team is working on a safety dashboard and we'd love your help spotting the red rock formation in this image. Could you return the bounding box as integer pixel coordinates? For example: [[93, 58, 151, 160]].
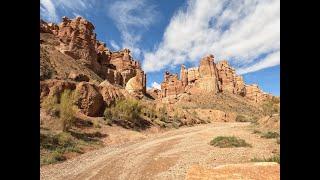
[[40, 17, 147, 96], [57, 16, 101, 73], [160, 54, 220, 98], [159, 54, 271, 104], [147, 88, 161, 99], [98, 80, 124, 106], [195, 55, 220, 93], [216, 60, 236, 93], [40, 20, 59, 35], [244, 84, 271, 103], [160, 72, 184, 98], [180, 64, 188, 87], [187, 67, 200, 84], [74, 82, 105, 117]]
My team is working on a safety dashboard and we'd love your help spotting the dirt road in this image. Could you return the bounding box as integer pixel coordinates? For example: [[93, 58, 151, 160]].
[[40, 122, 279, 180]]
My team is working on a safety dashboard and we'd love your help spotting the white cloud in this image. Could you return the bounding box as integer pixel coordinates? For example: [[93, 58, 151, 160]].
[[40, 0, 96, 22], [142, 0, 280, 74], [237, 50, 280, 75], [107, 0, 159, 59], [110, 40, 120, 50], [40, 0, 58, 22], [151, 82, 161, 90]]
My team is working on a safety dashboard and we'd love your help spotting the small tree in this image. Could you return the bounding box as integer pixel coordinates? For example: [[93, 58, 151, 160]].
[[60, 90, 76, 132]]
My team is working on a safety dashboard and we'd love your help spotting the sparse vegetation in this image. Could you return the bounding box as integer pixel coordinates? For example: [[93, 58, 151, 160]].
[[236, 115, 249, 122], [261, 97, 280, 116], [40, 130, 104, 166], [103, 99, 150, 129], [41, 93, 59, 116], [41, 89, 77, 132], [210, 136, 251, 148], [251, 154, 280, 164], [253, 129, 261, 134], [60, 90, 76, 132], [236, 115, 259, 124], [159, 106, 169, 122], [261, 131, 279, 139], [40, 132, 79, 165]]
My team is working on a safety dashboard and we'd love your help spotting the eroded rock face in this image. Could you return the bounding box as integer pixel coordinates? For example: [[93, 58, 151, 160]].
[[40, 17, 147, 96], [57, 16, 101, 73], [98, 80, 124, 106], [159, 54, 271, 104], [160, 54, 220, 98], [147, 88, 161, 99], [244, 84, 271, 103], [125, 69, 146, 95], [40, 20, 59, 35], [74, 82, 105, 117], [195, 55, 220, 93], [160, 72, 185, 98]]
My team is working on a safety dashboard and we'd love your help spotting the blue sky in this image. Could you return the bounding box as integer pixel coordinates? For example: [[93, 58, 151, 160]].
[[40, 0, 280, 96]]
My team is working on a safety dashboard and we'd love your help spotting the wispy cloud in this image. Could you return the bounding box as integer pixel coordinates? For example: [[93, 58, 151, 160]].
[[107, 0, 159, 58], [40, 0, 96, 22], [142, 0, 280, 74], [110, 40, 120, 51], [236, 50, 280, 74], [40, 0, 58, 22]]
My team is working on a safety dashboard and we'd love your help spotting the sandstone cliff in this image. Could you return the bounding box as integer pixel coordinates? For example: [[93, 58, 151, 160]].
[[40, 17, 147, 117], [40, 17, 146, 95], [159, 55, 272, 104]]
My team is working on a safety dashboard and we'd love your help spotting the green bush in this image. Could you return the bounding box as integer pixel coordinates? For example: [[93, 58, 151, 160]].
[[159, 106, 169, 122], [104, 99, 142, 124], [104, 108, 113, 120], [261, 131, 280, 139], [41, 150, 66, 165], [41, 94, 59, 116], [236, 115, 249, 122], [262, 98, 280, 116], [210, 136, 251, 148], [251, 154, 280, 164], [41, 89, 76, 132], [60, 90, 76, 132]]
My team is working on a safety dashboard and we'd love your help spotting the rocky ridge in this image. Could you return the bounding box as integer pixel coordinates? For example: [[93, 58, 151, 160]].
[[158, 55, 272, 104]]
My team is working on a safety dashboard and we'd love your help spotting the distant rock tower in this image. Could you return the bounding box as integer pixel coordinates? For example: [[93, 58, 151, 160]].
[[180, 64, 188, 87], [195, 54, 220, 93]]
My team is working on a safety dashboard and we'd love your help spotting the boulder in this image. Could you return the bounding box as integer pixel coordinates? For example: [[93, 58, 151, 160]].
[[74, 82, 104, 117], [125, 69, 146, 94], [98, 80, 124, 106]]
